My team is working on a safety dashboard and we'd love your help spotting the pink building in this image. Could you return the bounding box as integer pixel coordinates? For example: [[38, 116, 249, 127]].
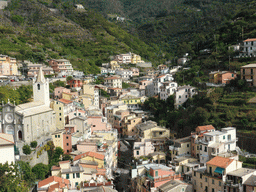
[[68, 110, 86, 121], [37, 176, 70, 192], [87, 116, 111, 133], [67, 78, 83, 88], [130, 67, 140, 76], [147, 165, 182, 188], [139, 80, 153, 90], [54, 87, 71, 98], [48, 59, 73, 73], [77, 140, 98, 153], [133, 141, 155, 158]]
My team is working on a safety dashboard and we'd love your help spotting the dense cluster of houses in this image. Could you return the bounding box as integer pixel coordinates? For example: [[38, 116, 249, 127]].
[[1, 49, 256, 192]]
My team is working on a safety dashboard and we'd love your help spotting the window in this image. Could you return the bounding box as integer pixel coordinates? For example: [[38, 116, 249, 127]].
[[243, 69, 245, 74], [200, 145, 202, 150], [75, 182, 78, 186], [205, 177, 207, 182], [137, 151, 139, 155], [66, 174, 69, 179], [67, 143, 69, 146], [212, 189, 215, 192], [187, 167, 189, 172], [212, 179, 214, 184], [93, 125, 96, 127], [223, 136, 225, 140], [159, 132, 163, 135], [76, 173, 80, 178], [204, 146, 207, 152], [194, 171, 196, 177], [73, 173, 75, 178], [182, 188, 184, 192], [55, 135, 57, 138], [59, 113, 61, 116], [200, 173, 202, 179], [219, 181, 221, 186], [232, 74, 234, 77], [58, 135, 60, 138], [197, 146, 199, 150], [179, 95, 181, 98], [209, 167, 212, 174], [155, 171, 158, 177], [200, 182, 202, 188], [185, 89, 187, 92], [59, 107, 61, 110], [187, 144, 189, 147], [37, 84, 40, 90], [60, 118, 62, 121], [74, 113, 76, 116], [66, 136, 69, 139]]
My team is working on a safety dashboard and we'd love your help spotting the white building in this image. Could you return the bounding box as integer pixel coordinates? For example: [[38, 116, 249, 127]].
[[153, 74, 174, 95], [239, 38, 256, 57], [159, 81, 178, 100], [0, 68, 56, 145], [104, 76, 122, 88], [198, 127, 237, 164], [0, 133, 15, 164], [174, 85, 197, 108], [115, 53, 132, 64], [115, 69, 133, 79]]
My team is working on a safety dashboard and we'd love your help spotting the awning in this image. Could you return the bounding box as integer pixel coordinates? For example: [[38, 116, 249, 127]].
[[214, 167, 224, 174]]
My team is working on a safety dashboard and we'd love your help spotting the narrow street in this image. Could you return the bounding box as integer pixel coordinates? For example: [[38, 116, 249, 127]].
[[114, 140, 133, 192]]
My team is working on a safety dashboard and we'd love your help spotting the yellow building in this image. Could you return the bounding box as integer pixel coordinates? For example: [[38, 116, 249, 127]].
[[136, 120, 170, 152], [122, 114, 142, 137], [169, 136, 191, 161], [83, 76, 94, 84], [80, 151, 105, 168], [50, 100, 65, 129], [131, 53, 142, 64], [62, 92, 73, 101], [109, 60, 120, 70]]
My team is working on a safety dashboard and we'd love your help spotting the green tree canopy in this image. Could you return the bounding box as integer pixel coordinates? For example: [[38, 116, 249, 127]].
[[22, 144, 31, 155], [32, 163, 49, 180]]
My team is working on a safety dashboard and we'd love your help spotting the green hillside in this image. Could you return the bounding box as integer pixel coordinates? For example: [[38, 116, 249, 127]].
[[0, 0, 162, 74]]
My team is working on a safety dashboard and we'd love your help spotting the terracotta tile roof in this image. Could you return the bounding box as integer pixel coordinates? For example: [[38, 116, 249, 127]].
[[244, 38, 256, 42], [105, 76, 120, 80], [74, 153, 87, 161], [74, 151, 105, 161], [78, 110, 85, 113], [157, 75, 166, 78], [38, 176, 69, 188], [206, 156, 234, 168], [58, 98, 73, 104], [58, 160, 70, 164], [51, 166, 61, 171], [0, 133, 14, 145], [196, 125, 215, 132], [85, 151, 105, 160]]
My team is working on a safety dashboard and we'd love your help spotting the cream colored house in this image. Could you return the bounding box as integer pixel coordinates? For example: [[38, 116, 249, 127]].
[[136, 120, 170, 152], [104, 76, 122, 88], [192, 156, 242, 192], [169, 136, 191, 161], [122, 114, 142, 137], [0, 133, 15, 165], [50, 100, 65, 129], [109, 60, 120, 70]]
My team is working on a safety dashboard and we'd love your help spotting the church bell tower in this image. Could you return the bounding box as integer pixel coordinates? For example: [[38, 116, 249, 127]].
[[33, 67, 50, 106]]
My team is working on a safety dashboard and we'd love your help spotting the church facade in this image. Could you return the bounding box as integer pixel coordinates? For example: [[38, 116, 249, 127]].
[[0, 68, 56, 144]]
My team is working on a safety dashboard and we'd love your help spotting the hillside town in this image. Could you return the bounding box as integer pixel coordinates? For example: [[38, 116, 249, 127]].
[[1, 44, 256, 192]]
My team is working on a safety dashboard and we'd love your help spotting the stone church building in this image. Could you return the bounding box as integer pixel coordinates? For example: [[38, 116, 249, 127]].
[[0, 68, 56, 144]]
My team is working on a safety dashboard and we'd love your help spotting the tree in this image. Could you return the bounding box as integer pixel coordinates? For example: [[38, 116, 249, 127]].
[[62, 154, 73, 161], [66, 76, 73, 81], [122, 82, 130, 89], [30, 141, 37, 148], [0, 162, 29, 192], [32, 163, 49, 180], [190, 107, 210, 126], [17, 161, 36, 186], [53, 147, 64, 160], [22, 144, 31, 155]]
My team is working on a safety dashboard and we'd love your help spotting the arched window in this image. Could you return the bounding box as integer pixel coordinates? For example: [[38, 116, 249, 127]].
[[37, 84, 40, 90]]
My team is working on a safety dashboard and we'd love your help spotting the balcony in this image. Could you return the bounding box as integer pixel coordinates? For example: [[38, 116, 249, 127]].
[[225, 180, 242, 188]]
